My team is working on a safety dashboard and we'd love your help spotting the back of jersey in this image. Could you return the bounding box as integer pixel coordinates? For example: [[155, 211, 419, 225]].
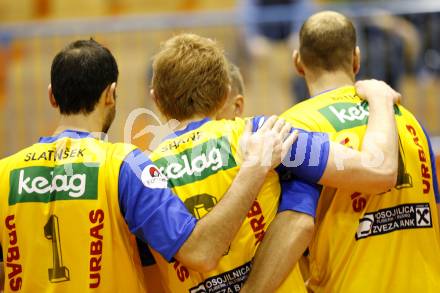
[[0, 131, 146, 293], [149, 117, 306, 293], [281, 86, 440, 292]]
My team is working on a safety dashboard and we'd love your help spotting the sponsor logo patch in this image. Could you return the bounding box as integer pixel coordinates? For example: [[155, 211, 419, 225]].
[[355, 203, 432, 240], [154, 136, 236, 187], [141, 165, 168, 189], [9, 163, 99, 205], [189, 261, 251, 293], [319, 102, 401, 131]]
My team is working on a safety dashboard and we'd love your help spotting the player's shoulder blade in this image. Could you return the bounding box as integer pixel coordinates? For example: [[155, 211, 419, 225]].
[[151, 118, 238, 188], [151, 118, 237, 157], [396, 104, 420, 123], [283, 87, 360, 132], [106, 142, 138, 162]]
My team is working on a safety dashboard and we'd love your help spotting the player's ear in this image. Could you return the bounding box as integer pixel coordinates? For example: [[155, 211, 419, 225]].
[[293, 50, 305, 76], [104, 82, 117, 106], [233, 95, 245, 117], [48, 84, 58, 109], [353, 46, 361, 75]]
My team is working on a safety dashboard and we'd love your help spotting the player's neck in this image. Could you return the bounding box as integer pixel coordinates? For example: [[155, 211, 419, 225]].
[[54, 113, 106, 135], [306, 71, 355, 97]]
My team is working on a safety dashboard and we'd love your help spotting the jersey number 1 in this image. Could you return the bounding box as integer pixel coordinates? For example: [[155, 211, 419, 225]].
[[44, 215, 70, 283]]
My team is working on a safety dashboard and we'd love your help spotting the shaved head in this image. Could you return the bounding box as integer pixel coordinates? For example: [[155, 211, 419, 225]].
[[299, 11, 356, 72]]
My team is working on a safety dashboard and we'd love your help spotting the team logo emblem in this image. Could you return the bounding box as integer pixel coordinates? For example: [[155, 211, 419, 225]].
[[149, 166, 160, 177], [141, 165, 168, 189], [355, 214, 374, 239]]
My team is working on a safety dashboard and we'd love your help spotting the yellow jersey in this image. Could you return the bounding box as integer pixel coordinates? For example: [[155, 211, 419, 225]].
[[146, 117, 330, 293], [281, 86, 440, 292], [0, 130, 198, 293]]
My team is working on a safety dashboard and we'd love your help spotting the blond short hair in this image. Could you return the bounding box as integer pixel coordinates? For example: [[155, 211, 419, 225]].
[[152, 34, 230, 121]]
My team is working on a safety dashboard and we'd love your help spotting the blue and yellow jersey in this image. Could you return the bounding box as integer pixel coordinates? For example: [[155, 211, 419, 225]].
[[281, 86, 440, 292], [145, 117, 330, 293], [0, 130, 197, 293]]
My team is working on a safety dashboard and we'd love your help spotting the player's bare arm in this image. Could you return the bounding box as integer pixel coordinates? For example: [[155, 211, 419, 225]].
[[175, 116, 298, 272], [241, 211, 314, 293], [319, 79, 400, 194]]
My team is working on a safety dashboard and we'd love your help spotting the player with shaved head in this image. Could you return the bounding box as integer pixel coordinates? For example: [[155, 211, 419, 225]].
[[242, 11, 440, 292]]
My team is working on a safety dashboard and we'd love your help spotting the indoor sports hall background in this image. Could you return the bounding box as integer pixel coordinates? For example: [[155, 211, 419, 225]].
[[0, 0, 439, 173]]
